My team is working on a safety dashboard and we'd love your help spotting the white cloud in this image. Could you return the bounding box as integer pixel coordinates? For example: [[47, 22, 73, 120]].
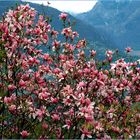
[[24, 0, 97, 14]]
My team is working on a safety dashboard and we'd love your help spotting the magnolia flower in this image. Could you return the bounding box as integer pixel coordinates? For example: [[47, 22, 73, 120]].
[[106, 50, 113, 57], [63, 85, 73, 96], [72, 31, 79, 38], [59, 12, 68, 20], [19, 79, 26, 87], [125, 47, 132, 53], [38, 92, 48, 100], [85, 114, 94, 122], [20, 130, 30, 138], [81, 128, 92, 140], [53, 68, 61, 75], [61, 27, 73, 37], [52, 40, 60, 49], [94, 122, 104, 132], [62, 120, 72, 129], [36, 106, 47, 122], [4, 97, 12, 104], [42, 122, 48, 129], [43, 53, 50, 60], [77, 81, 86, 90], [91, 50, 96, 57], [111, 126, 121, 133], [51, 30, 59, 38], [52, 114, 60, 121], [8, 84, 16, 91], [9, 105, 16, 113]]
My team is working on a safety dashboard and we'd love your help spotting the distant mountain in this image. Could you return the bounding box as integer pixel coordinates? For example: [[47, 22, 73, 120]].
[[77, 0, 140, 53]]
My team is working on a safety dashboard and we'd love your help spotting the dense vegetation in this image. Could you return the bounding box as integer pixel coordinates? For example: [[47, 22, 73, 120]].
[[0, 4, 140, 139]]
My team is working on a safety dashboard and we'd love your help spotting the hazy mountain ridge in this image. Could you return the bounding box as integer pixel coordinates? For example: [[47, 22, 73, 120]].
[[77, 0, 140, 53]]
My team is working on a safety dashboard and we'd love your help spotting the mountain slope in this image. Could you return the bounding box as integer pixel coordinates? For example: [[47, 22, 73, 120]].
[[78, 0, 140, 52]]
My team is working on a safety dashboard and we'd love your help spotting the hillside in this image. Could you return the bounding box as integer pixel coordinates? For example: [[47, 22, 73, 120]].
[[78, 0, 140, 53]]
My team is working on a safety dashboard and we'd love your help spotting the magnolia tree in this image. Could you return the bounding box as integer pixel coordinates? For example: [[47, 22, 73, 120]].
[[0, 4, 140, 139]]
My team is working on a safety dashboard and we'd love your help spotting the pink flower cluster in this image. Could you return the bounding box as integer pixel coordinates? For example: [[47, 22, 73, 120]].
[[59, 12, 68, 20], [0, 4, 140, 139]]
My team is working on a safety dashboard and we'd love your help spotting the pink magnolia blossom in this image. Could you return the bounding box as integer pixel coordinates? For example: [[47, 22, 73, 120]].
[[38, 92, 49, 100], [59, 12, 68, 20], [62, 27, 73, 37], [51, 29, 59, 37], [8, 105, 16, 113], [36, 107, 46, 122], [77, 81, 86, 90], [20, 130, 30, 138], [81, 128, 92, 139], [19, 79, 26, 87], [91, 50, 96, 57], [106, 50, 113, 57], [4, 97, 12, 104], [63, 119, 72, 129], [125, 47, 132, 53], [52, 114, 60, 121], [8, 84, 16, 91], [42, 122, 48, 129]]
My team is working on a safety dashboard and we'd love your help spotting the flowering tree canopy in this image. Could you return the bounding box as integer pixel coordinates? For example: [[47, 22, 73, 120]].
[[0, 4, 140, 139]]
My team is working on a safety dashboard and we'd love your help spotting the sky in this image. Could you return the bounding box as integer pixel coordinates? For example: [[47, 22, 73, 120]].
[[24, 0, 97, 14]]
